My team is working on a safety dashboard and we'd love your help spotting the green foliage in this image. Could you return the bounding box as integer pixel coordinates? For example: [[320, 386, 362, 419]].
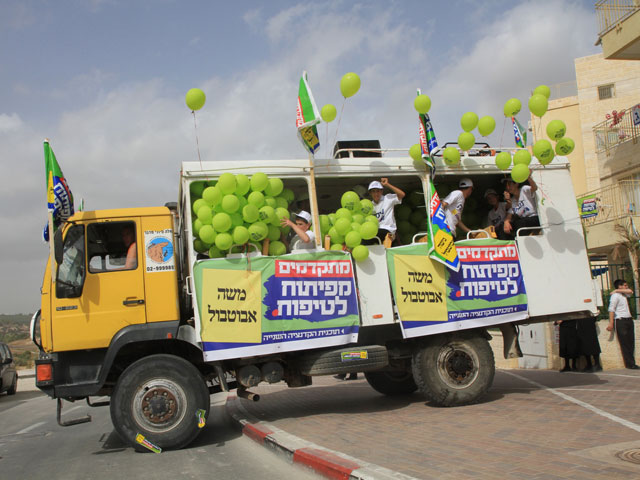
[[14, 351, 33, 368]]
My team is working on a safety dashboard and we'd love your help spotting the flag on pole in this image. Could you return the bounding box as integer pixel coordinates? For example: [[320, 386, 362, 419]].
[[417, 90, 439, 173], [296, 71, 321, 155], [512, 116, 527, 148], [44, 141, 74, 241], [425, 178, 460, 272]]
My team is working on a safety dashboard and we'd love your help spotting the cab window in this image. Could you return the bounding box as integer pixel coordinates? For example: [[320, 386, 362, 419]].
[[56, 225, 86, 298], [87, 221, 138, 273]]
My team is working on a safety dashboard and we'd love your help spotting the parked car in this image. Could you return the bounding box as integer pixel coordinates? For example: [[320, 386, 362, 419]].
[[0, 342, 17, 395]]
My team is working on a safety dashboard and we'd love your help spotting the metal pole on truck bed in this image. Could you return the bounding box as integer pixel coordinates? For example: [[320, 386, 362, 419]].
[[307, 153, 322, 248]]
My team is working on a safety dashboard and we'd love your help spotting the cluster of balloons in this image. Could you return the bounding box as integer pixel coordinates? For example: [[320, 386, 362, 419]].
[[394, 192, 429, 244], [492, 149, 533, 183], [456, 112, 496, 152], [318, 190, 380, 262], [186, 88, 206, 111], [190, 173, 295, 258], [319, 72, 361, 124]]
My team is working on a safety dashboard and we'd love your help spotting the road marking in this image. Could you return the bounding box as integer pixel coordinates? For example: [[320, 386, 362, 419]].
[[503, 371, 640, 434], [16, 421, 46, 434], [595, 372, 640, 379]]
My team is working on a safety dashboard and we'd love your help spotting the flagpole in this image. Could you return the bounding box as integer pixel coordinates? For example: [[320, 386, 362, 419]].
[[307, 153, 322, 248]]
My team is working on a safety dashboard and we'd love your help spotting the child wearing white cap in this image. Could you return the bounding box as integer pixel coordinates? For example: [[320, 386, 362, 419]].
[[280, 210, 316, 250], [368, 177, 405, 243], [442, 178, 474, 237]]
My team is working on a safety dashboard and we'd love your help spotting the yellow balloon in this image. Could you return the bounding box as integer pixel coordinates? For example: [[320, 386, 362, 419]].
[[340, 72, 361, 98], [186, 88, 206, 111]]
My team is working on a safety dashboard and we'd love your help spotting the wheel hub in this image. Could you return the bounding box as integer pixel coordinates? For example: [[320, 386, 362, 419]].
[[436, 343, 479, 389], [142, 388, 177, 423]]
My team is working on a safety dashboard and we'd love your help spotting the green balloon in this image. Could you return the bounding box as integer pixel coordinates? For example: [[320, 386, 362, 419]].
[[360, 199, 374, 216], [511, 164, 530, 183], [319, 215, 331, 234], [193, 239, 208, 253], [212, 212, 232, 232], [365, 215, 379, 228], [360, 221, 378, 240], [352, 213, 364, 224], [328, 213, 337, 225], [328, 227, 345, 245], [208, 245, 223, 258], [336, 208, 353, 221], [221, 194, 240, 213], [345, 231, 362, 248], [513, 150, 531, 166], [321, 104, 337, 122], [477, 116, 496, 136], [395, 204, 411, 221], [546, 119, 566, 140], [248, 222, 268, 241], [275, 207, 290, 221], [263, 197, 276, 209], [350, 222, 362, 233], [340, 72, 361, 98], [231, 212, 244, 227], [190, 181, 206, 197], [335, 217, 351, 235], [555, 137, 575, 155], [398, 220, 413, 235], [281, 188, 295, 203], [202, 186, 222, 207], [341, 191, 361, 211], [443, 146, 460, 166], [185, 88, 206, 111], [242, 204, 260, 223], [250, 172, 269, 192], [215, 232, 233, 251], [495, 152, 512, 170], [267, 224, 281, 241], [352, 245, 369, 262], [414, 94, 431, 114], [460, 112, 478, 132], [235, 174, 251, 196], [217, 173, 236, 195], [232, 226, 250, 245], [458, 132, 475, 151], [199, 224, 216, 244], [264, 177, 284, 197], [528, 94, 548, 117], [247, 191, 265, 208], [330, 243, 344, 251], [533, 139, 554, 165], [193, 219, 203, 236], [533, 85, 551, 99], [409, 143, 422, 162], [258, 205, 275, 223], [269, 240, 287, 256], [275, 196, 288, 209], [192, 198, 207, 215], [410, 210, 426, 227], [503, 98, 521, 117], [197, 205, 213, 224]]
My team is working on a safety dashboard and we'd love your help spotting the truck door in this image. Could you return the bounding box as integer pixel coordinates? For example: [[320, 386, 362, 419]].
[[51, 219, 146, 352]]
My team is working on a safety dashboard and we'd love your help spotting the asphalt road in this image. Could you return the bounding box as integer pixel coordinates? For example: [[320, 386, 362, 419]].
[[0, 387, 320, 480]]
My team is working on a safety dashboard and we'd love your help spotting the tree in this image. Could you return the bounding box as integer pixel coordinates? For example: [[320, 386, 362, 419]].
[[612, 219, 640, 317]]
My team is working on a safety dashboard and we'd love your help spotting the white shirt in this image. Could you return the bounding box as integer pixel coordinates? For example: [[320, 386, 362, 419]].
[[487, 202, 508, 227], [511, 185, 537, 218], [443, 190, 465, 234], [291, 229, 316, 250], [373, 194, 402, 233], [609, 292, 632, 319]]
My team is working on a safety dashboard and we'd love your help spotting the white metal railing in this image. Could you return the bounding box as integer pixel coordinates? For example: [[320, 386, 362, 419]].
[[595, 0, 640, 37], [593, 101, 640, 154], [579, 180, 640, 226]]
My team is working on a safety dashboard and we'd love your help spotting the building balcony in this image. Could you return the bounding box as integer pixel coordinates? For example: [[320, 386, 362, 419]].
[[593, 102, 640, 155], [596, 0, 640, 60]]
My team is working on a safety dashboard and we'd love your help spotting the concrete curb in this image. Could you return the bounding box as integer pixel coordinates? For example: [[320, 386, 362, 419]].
[[225, 394, 419, 480]]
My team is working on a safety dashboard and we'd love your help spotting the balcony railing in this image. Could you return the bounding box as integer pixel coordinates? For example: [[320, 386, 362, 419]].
[[596, 0, 640, 37], [593, 102, 640, 154], [579, 180, 640, 226]]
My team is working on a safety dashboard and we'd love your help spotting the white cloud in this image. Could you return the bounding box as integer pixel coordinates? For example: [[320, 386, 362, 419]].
[[0, 113, 23, 132]]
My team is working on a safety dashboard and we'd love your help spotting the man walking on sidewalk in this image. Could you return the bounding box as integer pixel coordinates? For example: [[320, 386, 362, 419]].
[[607, 279, 639, 369]]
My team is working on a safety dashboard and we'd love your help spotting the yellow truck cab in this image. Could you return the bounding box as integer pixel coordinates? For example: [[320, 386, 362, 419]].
[[32, 142, 598, 451]]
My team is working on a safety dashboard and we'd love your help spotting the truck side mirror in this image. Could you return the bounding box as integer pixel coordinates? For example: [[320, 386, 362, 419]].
[[54, 228, 64, 265]]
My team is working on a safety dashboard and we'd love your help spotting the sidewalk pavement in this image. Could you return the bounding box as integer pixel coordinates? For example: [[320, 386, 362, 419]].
[[225, 369, 640, 480]]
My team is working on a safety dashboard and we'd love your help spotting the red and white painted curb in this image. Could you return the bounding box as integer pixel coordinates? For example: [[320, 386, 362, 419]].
[[226, 394, 419, 480]]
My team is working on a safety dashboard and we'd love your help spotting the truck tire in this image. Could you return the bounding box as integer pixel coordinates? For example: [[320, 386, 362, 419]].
[[7, 374, 17, 395], [412, 332, 494, 407], [297, 345, 388, 376], [364, 370, 417, 395], [110, 354, 210, 451]]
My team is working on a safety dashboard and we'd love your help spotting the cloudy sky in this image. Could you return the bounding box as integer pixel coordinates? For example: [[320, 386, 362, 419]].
[[1, 0, 598, 314]]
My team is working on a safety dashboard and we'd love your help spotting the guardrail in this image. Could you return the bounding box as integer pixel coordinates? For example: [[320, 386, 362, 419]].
[[578, 180, 640, 226], [595, 0, 640, 37], [593, 102, 640, 154]]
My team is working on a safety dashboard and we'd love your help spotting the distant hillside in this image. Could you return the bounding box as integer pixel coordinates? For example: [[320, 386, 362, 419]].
[[0, 313, 32, 343]]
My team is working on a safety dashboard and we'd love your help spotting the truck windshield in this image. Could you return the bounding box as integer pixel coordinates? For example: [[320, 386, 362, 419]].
[[56, 225, 85, 298]]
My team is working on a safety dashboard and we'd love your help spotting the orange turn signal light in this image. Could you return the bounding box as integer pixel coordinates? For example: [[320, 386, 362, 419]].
[[37, 363, 53, 382]]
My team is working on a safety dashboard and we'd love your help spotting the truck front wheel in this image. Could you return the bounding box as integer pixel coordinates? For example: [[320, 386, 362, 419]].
[[411, 332, 494, 407], [110, 354, 210, 451]]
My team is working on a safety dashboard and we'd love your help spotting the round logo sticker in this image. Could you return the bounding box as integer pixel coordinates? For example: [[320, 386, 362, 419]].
[[146, 236, 174, 264]]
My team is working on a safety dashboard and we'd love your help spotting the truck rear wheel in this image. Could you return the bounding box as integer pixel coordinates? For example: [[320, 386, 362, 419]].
[[110, 354, 210, 451], [411, 332, 494, 407], [364, 369, 417, 396]]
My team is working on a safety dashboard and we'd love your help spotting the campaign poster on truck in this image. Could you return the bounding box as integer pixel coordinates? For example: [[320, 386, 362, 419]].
[[193, 251, 360, 361], [386, 240, 528, 338]]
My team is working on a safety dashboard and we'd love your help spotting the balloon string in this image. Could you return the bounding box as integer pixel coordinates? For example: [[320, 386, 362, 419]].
[[500, 117, 507, 149], [332, 98, 346, 155], [192, 111, 208, 180], [325, 122, 329, 158]]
